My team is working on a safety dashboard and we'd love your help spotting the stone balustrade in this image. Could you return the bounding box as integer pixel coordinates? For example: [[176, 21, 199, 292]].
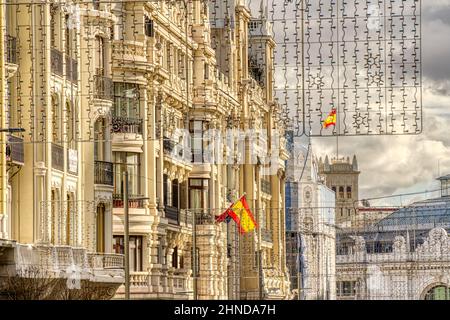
[[11, 243, 124, 273], [122, 268, 192, 299], [112, 40, 146, 62]]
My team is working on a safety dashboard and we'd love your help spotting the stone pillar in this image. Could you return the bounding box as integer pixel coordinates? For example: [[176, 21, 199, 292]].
[[35, 162, 47, 243]]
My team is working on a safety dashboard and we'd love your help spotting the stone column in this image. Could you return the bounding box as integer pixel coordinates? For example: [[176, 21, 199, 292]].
[[35, 162, 47, 243]]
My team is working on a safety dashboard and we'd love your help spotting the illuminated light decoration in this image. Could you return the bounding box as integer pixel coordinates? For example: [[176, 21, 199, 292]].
[[269, 0, 422, 136]]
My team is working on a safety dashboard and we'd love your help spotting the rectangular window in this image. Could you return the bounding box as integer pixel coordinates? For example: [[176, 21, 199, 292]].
[[189, 178, 209, 212], [204, 63, 209, 80], [145, 17, 154, 37], [166, 44, 171, 71], [189, 120, 209, 163], [163, 174, 169, 206], [172, 179, 179, 208], [340, 281, 357, 297], [113, 83, 140, 118], [113, 235, 143, 272], [172, 246, 178, 268], [113, 152, 141, 196]]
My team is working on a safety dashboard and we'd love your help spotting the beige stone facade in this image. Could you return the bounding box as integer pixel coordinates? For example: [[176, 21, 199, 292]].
[[0, 0, 124, 299], [0, 0, 290, 300]]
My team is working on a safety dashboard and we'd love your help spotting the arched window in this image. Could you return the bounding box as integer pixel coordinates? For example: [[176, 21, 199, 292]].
[[424, 286, 450, 300], [52, 95, 61, 144], [65, 14, 72, 57], [339, 186, 345, 199], [347, 186, 352, 199], [95, 36, 105, 74], [66, 100, 75, 148]]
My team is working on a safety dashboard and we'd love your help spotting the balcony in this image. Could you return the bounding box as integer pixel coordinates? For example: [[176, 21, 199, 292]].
[[261, 228, 273, 243], [94, 73, 113, 101], [261, 179, 271, 194], [6, 135, 24, 166], [195, 211, 216, 225], [94, 160, 114, 186], [51, 48, 64, 76], [51, 143, 64, 171], [0, 242, 124, 300], [179, 209, 192, 226], [113, 194, 146, 209], [88, 252, 125, 270], [163, 137, 184, 158], [165, 206, 179, 223], [5, 35, 17, 64], [111, 40, 147, 73], [112, 116, 142, 134], [65, 55, 78, 83]]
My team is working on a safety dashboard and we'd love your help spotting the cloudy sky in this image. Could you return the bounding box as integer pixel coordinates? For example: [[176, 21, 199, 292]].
[[311, 0, 450, 205]]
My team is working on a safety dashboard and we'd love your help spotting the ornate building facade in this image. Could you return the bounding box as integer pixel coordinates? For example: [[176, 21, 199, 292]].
[[336, 176, 450, 300], [0, 0, 124, 299], [112, 0, 290, 300], [1, 0, 291, 300]]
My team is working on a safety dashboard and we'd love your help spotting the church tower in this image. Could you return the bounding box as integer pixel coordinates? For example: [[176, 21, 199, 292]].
[[318, 155, 360, 226]]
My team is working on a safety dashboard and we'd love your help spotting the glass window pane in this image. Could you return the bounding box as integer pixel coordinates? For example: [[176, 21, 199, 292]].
[[194, 121, 202, 132], [190, 189, 202, 210], [190, 179, 202, 187]]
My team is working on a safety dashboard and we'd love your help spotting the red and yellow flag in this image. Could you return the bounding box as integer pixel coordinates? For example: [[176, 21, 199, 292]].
[[323, 109, 337, 128], [216, 195, 258, 234]]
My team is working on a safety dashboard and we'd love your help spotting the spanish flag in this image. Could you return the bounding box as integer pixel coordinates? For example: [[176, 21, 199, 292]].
[[216, 195, 258, 234], [323, 109, 337, 128]]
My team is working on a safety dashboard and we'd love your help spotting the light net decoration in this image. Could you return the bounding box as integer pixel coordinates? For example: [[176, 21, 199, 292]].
[[269, 0, 422, 136]]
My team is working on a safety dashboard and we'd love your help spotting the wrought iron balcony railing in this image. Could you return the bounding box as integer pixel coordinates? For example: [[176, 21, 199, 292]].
[[165, 206, 179, 223], [195, 211, 216, 225], [5, 35, 17, 64], [163, 137, 184, 157], [94, 73, 113, 101], [112, 116, 143, 134], [51, 143, 64, 171], [6, 135, 24, 165], [113, 193, 146, 209], [94, 160, 114, 186], [51, 48, 64, 76], [261, 179, 271, 194]]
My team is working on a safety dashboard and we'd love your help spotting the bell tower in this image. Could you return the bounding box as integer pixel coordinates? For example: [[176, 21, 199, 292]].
[[318, 155, 360, 226]]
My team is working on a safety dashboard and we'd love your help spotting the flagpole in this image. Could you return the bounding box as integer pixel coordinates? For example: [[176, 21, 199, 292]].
[[336, 135, 339, 159]]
